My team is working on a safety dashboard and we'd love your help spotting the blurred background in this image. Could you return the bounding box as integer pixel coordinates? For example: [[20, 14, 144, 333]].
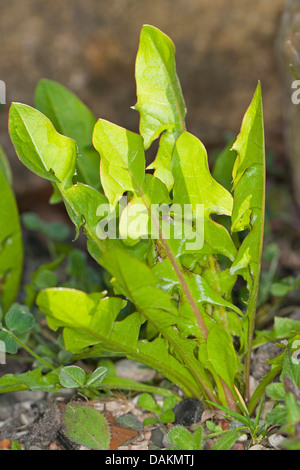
[[1, 0, 300, 270]]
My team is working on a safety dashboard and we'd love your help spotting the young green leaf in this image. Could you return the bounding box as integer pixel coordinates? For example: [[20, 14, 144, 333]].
[[230, 82, 265, 400], [93, 119, 145, 207], [9, 103, 77, 188], [172, 132, 233, 217], [138, 393, 160, 413], [135, 25, 186, 189], [35, 79, 101, 190], [211, 430, 238, 450]]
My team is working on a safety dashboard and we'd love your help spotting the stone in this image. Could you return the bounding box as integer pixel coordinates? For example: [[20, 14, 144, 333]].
[[150, 427, 165, 448], [251, 343, 281, 380], [249, 444, 269, 450], [173, 398, 204, 426], [268, 433, 286, 449], [14, 391, 45, 402], [115, 359, 156, 382], [0, 394, 16, 421]]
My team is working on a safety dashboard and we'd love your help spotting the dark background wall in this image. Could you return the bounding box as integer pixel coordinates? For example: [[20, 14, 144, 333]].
[[0, 0, 287, 207]]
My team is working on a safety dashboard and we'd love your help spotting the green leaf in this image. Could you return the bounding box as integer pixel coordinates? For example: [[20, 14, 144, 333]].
[[11, 440, 22, 450], [99, 250, 177, 330], [24, 256, 63, 308], [9, 103, 77, 189], [212, 139, 236, 192], [22, 212, 70, 241], [281, 347, 300, 387], [37, 282, 202, 399], [59, 365, 86, 389], [207, 326, 237, 391], [37, 288, 127, 353], [98, 376, 180, 399], [230, 83, 265, 398], [119, 174, 170, 244], [270, 275, 300, 298], [160, 409, 175, 423], [172, 132, 233, 217], [93, 119, 145, 207], [138, 393, 160, 413], [266, 383, 286, 400], [0, 368, 60, 394], [286, 393, 300, 424], [266, 406, 287, 426], [35, 79, 101, 190], [162, 395, 177, 412], [0, 330, 18, 354], [0, 144, 12, 185], [193, 425, 203, 450], [86, 367, 108, 388], [0, 169, 23, 313], [62, 403, 111, 450], [212, 430, 238, 450], [99, 250, 214, 399], [230, 83, 265, 284], [135, 25, 186, 189], [5, 303, 34, 334], [167, 426, 193, 450]]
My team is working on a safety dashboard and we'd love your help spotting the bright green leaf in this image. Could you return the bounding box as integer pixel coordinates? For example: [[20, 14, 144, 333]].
[[35, 79, 100, 190], [93, 119, 145, 207], [9, 103, 77, 189]]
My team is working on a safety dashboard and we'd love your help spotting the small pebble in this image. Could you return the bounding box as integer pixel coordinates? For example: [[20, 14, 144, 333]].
[[14, 391, 45, 402], [231, 442, 245, 450], [150, 427, 165, 448], [268, 433, 286, 449], [115, 359, 157, 382], [162, 433, 172, 449], [249, 444, 269, 450], [115, 415, 143, 431]]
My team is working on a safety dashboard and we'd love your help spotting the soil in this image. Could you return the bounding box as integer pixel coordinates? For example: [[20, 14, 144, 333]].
[[0, 344, 286, 451]]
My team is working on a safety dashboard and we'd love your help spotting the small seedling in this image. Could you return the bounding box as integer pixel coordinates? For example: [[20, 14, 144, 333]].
[[138, 393, 176, 425], [167, 425, 204, 450]]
